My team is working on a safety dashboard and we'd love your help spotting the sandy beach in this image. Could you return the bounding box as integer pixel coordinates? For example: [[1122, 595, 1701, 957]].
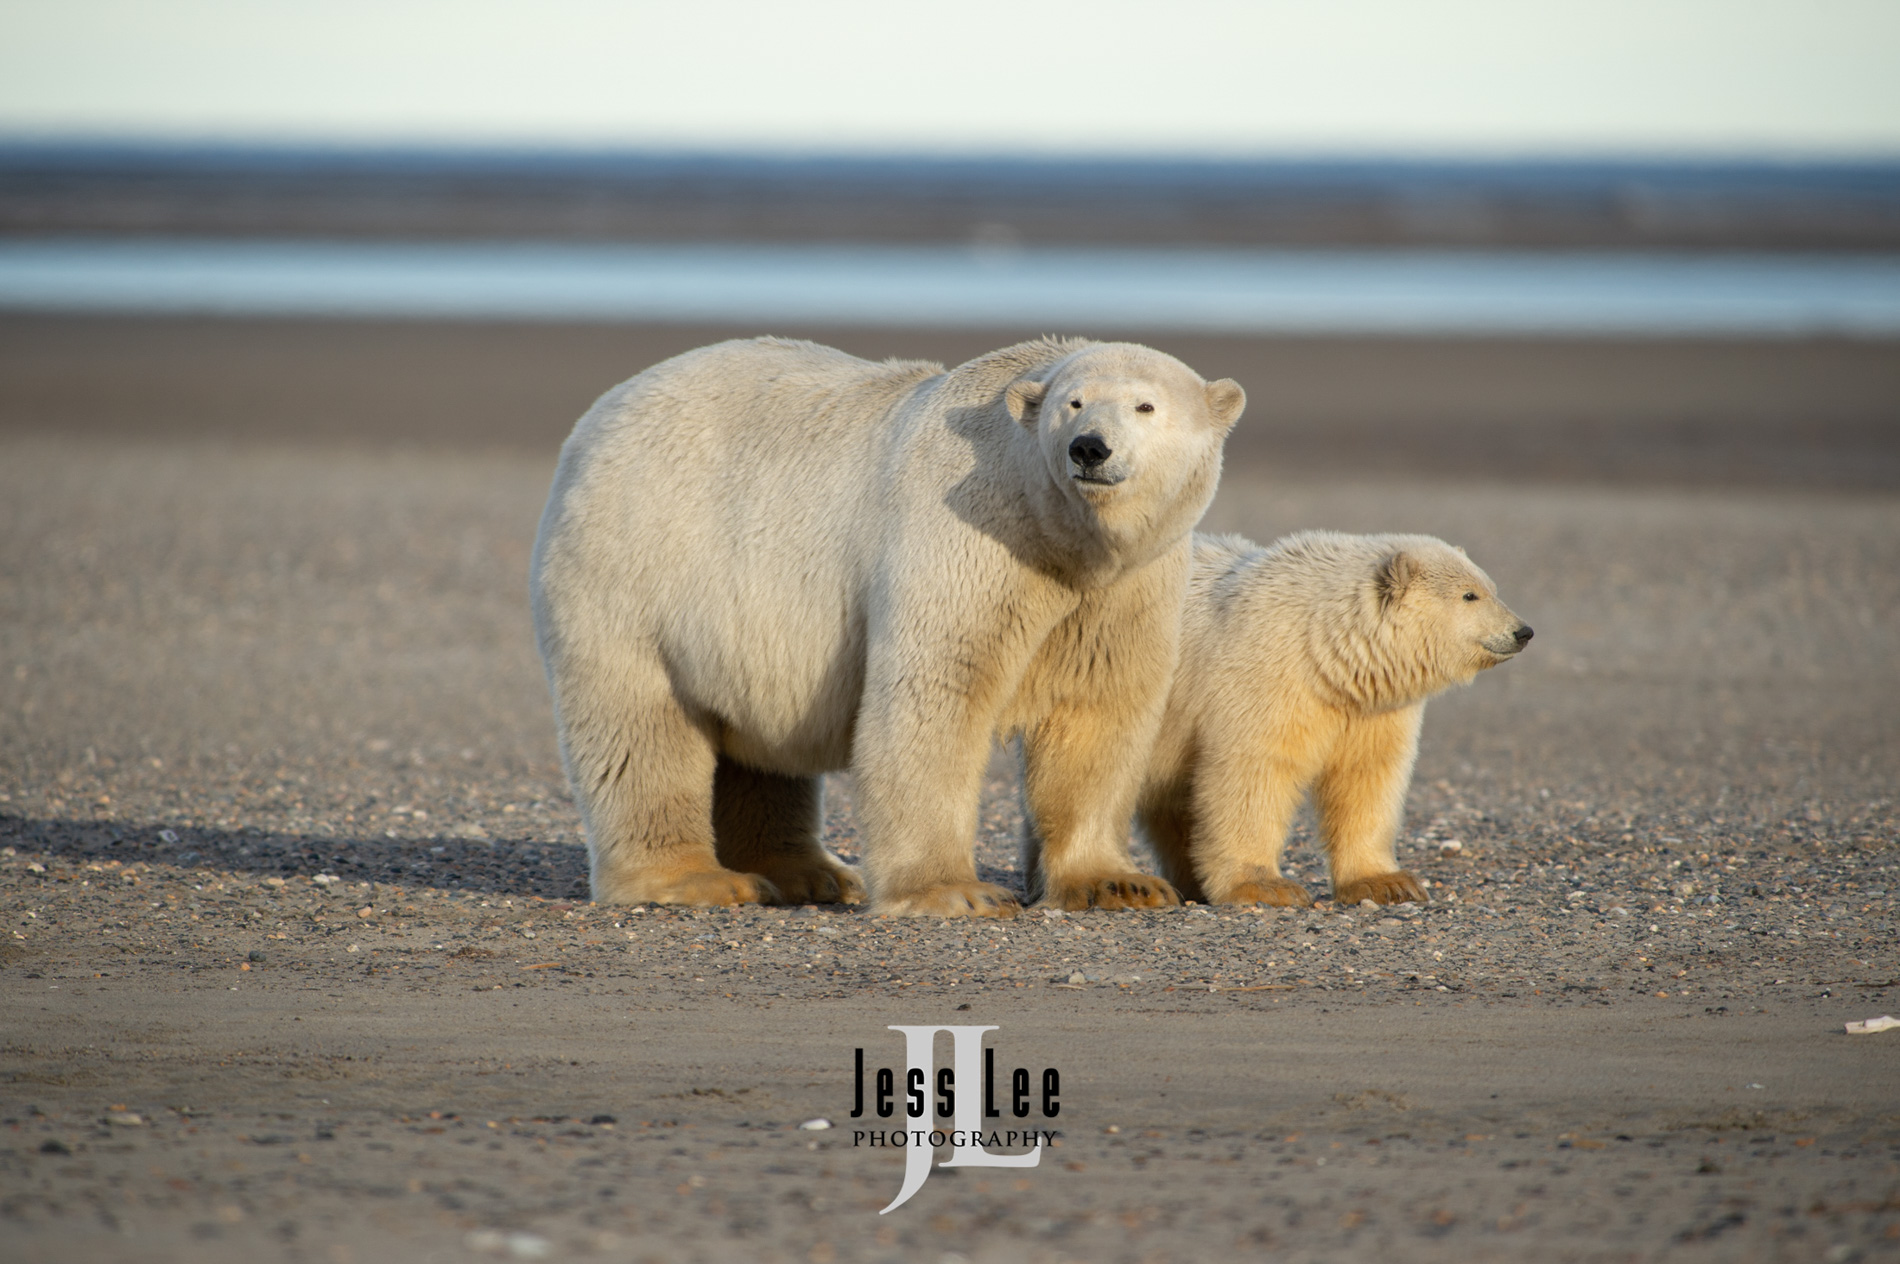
[[2, 316, 1897, 1261]]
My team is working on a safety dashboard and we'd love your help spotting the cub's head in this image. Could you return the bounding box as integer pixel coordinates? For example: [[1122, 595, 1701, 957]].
[[1375, 537, 1532, 692], [1005, 344, 1244, 546]]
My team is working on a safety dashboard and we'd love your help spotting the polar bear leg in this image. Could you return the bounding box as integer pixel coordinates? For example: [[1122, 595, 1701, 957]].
[[855, 727, 1021, 918], [1133, 780, 1209, 904], [1316, 705, 1427, 906], [1022, 703, 1181, 911], [852, 645, 1024, 919], [712, 758, 865, 905], [1189, 749, 1314, 907], [1020, 581, 1183, 911], [561, 665, 780, 908]]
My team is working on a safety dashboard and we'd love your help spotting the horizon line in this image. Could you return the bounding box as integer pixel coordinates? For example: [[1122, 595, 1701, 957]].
[[5, 135, 1900, 173]]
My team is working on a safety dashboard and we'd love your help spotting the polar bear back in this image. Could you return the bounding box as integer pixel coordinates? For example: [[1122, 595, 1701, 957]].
[[532, 339, 947, 768], [547, 336, 940, 594]]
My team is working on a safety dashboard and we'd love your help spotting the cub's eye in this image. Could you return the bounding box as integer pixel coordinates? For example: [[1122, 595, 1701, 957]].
[[1462, 592, 1479, 602], [1135, 402, 1154, 413], [1069, 399, 1083, 409]]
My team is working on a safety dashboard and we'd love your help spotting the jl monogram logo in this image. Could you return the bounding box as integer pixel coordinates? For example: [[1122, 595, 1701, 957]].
[[850, 1025, 1061, 1213]]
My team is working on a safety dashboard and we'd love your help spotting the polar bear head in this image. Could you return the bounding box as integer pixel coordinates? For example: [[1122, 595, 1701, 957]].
[[1005, 343, 1244, 553], [1372, 536, 1532, 697]]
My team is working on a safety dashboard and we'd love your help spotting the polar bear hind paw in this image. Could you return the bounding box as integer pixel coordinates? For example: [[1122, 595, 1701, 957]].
[[1042, 873, 1181, 911], [1333, 871, 1427, 906], [597, 866, 783, 908], [749, 858, 866, 905], [1220, 877, 1312, 907], [878, 881, 1022, 919]]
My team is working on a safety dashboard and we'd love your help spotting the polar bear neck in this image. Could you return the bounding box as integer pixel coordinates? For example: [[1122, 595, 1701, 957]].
[[1016, 446, 1216, 588], [1322, 598, 1461, 712], [1268, 532, 1464, 714]]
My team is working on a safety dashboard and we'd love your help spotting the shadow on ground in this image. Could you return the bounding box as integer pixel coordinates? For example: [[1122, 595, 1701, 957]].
[[3, 813, 591, 901], [0, 815, 1015, 905]]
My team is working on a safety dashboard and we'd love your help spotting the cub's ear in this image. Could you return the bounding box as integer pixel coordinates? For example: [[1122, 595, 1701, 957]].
[[1005, 378, 1047, 425], [1375, 550, 1420, 609], [1203, 378, 1246, 430]]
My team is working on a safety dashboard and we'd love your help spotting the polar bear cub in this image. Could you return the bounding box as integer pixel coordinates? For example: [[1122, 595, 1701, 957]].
[[1137, 531, 1531, 907], [532, 337, 1244, 917]]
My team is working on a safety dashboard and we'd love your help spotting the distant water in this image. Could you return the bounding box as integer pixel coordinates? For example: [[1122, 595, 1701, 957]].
[[2, 238, 1897, 335]]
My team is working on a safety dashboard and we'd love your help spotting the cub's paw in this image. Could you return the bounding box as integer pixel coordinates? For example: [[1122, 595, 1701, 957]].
[[1333, 871, 1427, 906], [752, 857, 866, 905], [1041, 873, 1181, 911], [1218, 877, 1312, 908], [599, 867, 783, 908], [878, 882, 1022, 919]]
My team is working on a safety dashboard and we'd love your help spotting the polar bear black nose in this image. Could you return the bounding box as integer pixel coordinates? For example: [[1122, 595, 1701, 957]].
[[1069, 434, 1111, 469], [1515, 625, 1535, 644]]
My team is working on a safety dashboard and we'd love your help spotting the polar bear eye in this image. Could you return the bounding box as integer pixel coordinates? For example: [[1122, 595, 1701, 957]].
[[1462, 592, 1479, 602], [1069, 399, 1083, 410], [1135, 403, 1154, 413]]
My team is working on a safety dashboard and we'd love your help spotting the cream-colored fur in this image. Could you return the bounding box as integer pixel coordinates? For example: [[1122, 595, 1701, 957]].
[[531, 337, 1244, 916], [1138, 530, 1531, 907]]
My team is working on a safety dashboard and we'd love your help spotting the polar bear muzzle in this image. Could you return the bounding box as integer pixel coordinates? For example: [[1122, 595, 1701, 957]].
[[1486, 623, 1535, 656], [1067, 433, 1118, 483]]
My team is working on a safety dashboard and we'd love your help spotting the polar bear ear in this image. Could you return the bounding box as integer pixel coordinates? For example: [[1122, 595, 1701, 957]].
[[1203, 379, 1246, 430], [1005, 378, 1047, 426], [1375, 551, 1420, 609]]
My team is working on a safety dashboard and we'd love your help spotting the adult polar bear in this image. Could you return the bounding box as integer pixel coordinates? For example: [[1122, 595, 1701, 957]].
[[532, 337, 1245, 917]]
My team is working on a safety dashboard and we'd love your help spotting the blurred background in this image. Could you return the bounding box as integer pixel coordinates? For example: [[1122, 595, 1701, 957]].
[[2, 0, 1897, 828], [2, 0, 1898, 484]]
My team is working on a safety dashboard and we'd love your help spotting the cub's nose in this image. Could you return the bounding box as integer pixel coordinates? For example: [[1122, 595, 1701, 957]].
[[1068, 434, 1111, 469], [1514, 625, 1535, 644]]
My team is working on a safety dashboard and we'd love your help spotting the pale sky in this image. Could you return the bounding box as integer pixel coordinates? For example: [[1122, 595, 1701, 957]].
[[3, 0, 1898, 157]]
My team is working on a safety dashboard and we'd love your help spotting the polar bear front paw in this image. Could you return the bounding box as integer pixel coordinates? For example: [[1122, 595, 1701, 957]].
[[878, 881, 1022, 919], [598, 867, 783, 908], [1041, 873, 1181, 911], [1219, 876, 1312, 907], [1333, 871, 1427, 906]]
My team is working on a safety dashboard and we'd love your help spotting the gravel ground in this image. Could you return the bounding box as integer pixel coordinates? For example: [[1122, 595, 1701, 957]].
[[3, 425, 1898, 1262]]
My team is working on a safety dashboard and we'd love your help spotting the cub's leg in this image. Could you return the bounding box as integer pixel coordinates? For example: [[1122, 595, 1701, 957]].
[[555, 656, 780, 907], [712, 758, 865, 904], [1133, 779, 1209, 904], [1315, 705, 1427, 906], [1189, 743, 1316, 907]]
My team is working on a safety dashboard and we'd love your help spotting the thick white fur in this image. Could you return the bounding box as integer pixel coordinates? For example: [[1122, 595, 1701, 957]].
[[1138, 530, 1530, 907], [531, 337, 1244, 916]]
